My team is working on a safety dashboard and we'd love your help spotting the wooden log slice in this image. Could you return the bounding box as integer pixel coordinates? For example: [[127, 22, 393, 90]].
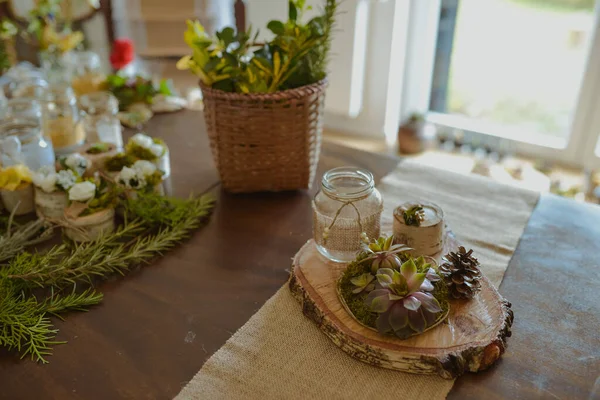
[[288, 233, 513, 380]]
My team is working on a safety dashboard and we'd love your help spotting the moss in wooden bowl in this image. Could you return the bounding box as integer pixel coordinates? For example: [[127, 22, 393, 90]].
[[338, 236, 449, 340]]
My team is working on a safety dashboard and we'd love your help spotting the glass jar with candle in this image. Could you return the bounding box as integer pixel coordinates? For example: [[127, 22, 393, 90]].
[[42, 85, 86, 154], [0, 118, 55, 170], [68, 51, 106, 97], [313, 167, 383, 262], [79, 92, 123, 148]]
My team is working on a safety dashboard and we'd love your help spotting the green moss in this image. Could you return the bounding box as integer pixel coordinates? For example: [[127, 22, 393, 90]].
[[338, 253, 378, 327], [86, 143, 111, 154], [338, 252, 450, 333], [125, 138, 166, 161], [145, 171, 163, 187], [104, 153, 135, 172]]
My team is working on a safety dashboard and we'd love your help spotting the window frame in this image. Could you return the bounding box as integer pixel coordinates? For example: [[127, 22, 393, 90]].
[[400, 0, 600, 168]]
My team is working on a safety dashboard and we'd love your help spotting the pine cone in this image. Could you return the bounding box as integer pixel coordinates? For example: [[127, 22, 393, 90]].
[[439, 246, 482, 299]]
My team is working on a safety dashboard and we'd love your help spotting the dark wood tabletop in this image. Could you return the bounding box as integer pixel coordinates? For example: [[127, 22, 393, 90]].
[[0, 110, 598, 400]]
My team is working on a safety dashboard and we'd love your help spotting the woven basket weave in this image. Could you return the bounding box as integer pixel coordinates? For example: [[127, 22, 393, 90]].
[[201, 80, 327, 193]]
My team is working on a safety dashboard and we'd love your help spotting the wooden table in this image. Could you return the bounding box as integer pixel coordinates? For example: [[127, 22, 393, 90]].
[[1, 111, 598, 400]]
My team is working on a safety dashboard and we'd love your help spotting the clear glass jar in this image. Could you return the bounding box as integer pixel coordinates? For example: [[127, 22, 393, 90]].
[[0, 118, 55, 171], [42, 85, 86, 154], [5, 99, 43, 124], [39, 51, 71, 85], [313, 167, 383, 262], [79, 92, 123, 148], [68, 51, 106, 97], [6, 76, 48, 99]]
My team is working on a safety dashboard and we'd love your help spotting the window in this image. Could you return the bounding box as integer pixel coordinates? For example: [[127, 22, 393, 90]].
[[400, 0, 600, 168]]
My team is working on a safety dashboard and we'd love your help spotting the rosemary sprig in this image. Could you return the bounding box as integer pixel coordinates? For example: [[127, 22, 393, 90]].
[[0, 209, 54, 263], [0, 193, 215, 363]]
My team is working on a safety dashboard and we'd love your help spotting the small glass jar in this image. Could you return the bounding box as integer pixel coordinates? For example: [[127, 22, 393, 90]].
[[5, 99, 43, 124], [39, 51, 71, 85], [6, 76, 48, 99], [79, 92, 123, 148], [0, 118, 55, 171], [68, 51, 106, 97], [42, 85, 86, 154], [313, 167, 383, 262]]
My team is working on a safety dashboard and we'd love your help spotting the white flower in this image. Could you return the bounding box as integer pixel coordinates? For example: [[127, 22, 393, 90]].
[[68, 181, 96, 202], [149, 143, 164, 158], [56, 170, 77, 191], [132, 160, 157, 177], [130, 133, 154, 149], [32, 166, 58, 193], [118, 166, 146, 189], [64, 153, 89, 176]]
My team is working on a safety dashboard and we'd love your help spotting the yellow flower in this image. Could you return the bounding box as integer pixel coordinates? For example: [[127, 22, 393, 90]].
[[0, 165, 32, 191]]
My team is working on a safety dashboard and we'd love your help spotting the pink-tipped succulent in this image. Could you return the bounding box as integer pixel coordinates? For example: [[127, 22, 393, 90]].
[[365, 258, 443, 338], [362, 235, 412, 274]]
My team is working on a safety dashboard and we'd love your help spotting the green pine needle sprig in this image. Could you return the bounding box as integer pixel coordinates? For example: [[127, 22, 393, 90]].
[[0, 192, 215, 363]]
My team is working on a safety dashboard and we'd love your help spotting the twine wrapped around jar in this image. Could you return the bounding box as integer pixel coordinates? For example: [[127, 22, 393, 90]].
[[64, 206, 115, 242], [34, 187, 68, 219], [313, 167, 383, 263]]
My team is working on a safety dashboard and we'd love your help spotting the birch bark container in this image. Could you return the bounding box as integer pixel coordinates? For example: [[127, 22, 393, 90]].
[[0, 183, 35, 215], [393, 202, 444, 258], [64, 207, 115, 242], [155, 147, 170, 178], [80, 143, 119, 176], [34, 187, 68, 219]]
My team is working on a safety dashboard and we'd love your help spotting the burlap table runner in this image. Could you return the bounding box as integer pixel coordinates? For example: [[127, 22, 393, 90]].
[[176, 161, 540, 400]]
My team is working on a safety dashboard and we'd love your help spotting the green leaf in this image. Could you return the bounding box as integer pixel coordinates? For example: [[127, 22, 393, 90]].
[[267, 20, 285, 35], [158, 79, 174, 95], [400, 259, 417, 277], [204, 58, 220, 72], [220, 27, 235, 45], [289, 1, 298, 21]]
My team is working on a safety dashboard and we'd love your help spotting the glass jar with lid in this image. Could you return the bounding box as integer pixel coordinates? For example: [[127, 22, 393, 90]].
[[0, 118, 55, 171], [313, 167, 383, 262], [68, 51, 106, 97], [79, 92, 123, 148], [42, 85, 86, 154]]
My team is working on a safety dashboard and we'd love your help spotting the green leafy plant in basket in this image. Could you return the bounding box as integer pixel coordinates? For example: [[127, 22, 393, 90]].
[[177, 0, 338, 93], [338, 235, 449, 340]]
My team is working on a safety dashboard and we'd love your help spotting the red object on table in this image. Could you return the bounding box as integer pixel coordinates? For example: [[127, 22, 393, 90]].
[[110, 38, 135, 70]]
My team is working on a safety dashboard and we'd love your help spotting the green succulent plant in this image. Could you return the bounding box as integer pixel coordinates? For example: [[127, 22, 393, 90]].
[[364, 258, 443, 339], [362, 235, 411, 274], [350, 273, 375, 294], [402, 205, 425, 227]]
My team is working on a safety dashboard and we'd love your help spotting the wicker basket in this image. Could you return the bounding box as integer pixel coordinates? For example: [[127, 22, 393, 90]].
[[201, 80, 327, 193]]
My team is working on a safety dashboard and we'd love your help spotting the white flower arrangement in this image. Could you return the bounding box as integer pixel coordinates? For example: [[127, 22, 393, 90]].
[[117, 160, 162, 191], [63, 153, 89, 177], [128, 133, 166, 159], [68, 181, 97, 202], [32, 167, 78, 193]]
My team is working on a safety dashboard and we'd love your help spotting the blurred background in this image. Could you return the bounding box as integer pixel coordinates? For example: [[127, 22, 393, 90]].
[[3, 0, 600, 203]]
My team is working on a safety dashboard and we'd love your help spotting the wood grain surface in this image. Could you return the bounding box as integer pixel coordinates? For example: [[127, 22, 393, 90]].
[[0, 110, 598, 400], [289, 237, 512, 379]]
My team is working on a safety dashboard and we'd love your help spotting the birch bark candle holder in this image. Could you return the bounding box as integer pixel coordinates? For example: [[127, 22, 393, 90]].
[[34, 187, 68, 219], [64, 206, 115, 242], [81, 143, 119, 176], [393, 202, 444, 258], [0, 183, 35, 215]]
